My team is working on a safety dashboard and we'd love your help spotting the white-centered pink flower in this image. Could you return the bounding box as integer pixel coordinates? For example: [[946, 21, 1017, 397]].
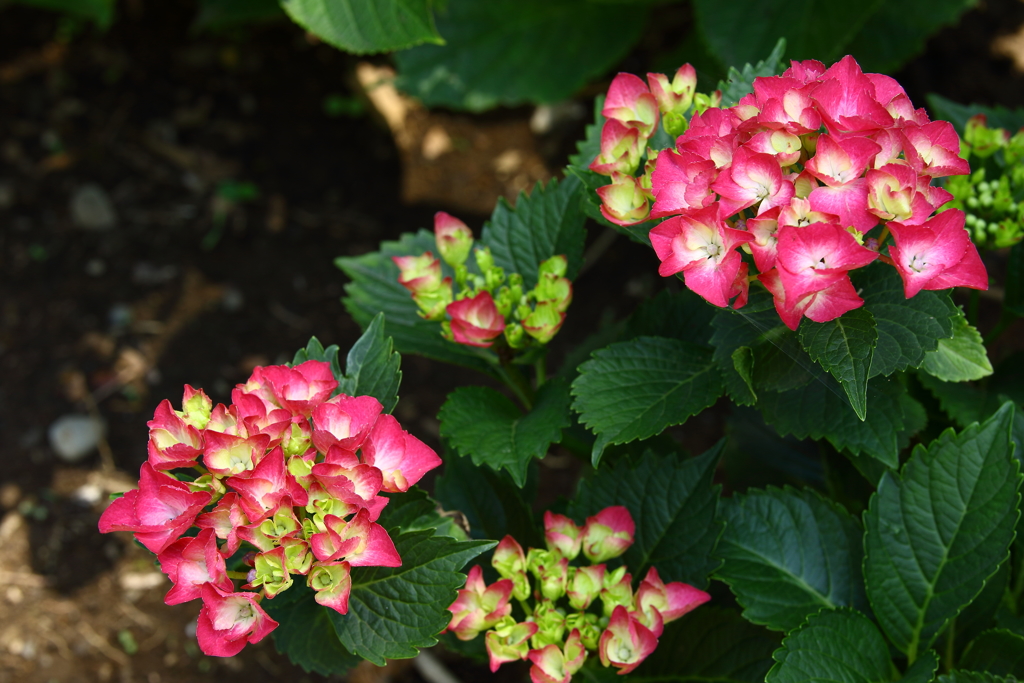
[[196, 584, 277, 657], [888, 210, 989, 297]]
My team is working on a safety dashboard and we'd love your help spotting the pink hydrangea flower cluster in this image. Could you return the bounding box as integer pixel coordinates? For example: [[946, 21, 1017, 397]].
[[393, 212, 573, 348], [591, 57, 988, 329], [446, 506, 710, 682], [99, 360, 442, 657]]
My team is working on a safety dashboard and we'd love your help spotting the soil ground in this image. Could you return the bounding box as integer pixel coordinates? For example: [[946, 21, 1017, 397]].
[[2, 1, 1024, 681]]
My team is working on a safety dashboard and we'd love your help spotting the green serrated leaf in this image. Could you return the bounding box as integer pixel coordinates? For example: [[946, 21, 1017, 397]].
[[291, 336, 343, 379], [765, 608, 892, 683], [921, 313, 993, 381], [393, 0, 647, 110], [854, 263, 957, 378], [572, 336, 724, 466], [799, 309, 877, 421], [479, 176, 586, 288], [280, 0, 442, 54], [939, 672, 1021, 683], [628, 288, 718, 348], [960, 629, 1024, 677], [714, 487, 869, 632], [439, 379, 572, 487], [714, 38, 787, 107], [902, 651, 940, 683], [329, 531, 494, 664], [375, 487, 466, 540], [568, 446, 723, 587], [847, 0, 976, 73], [711, 291, 781, 405], [434, 450, 540, 546], [337, 230, 495, 376], [864, 403, 1023, 660], [262, 584, 361, 676], [624, 607, 782, 683], [759, 376, 922, 468], [336, 313, 403, 414]]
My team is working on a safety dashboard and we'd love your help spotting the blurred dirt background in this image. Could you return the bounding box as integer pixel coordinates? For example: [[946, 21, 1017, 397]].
[[3, 1, 1024, 681]]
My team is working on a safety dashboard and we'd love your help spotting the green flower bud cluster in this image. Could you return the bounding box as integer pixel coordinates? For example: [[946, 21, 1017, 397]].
[[950, 116, 1024, 249]]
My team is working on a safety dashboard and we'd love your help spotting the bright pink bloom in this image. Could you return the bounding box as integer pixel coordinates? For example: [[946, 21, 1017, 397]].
[[900, 121, 971, 178], [745, 129, 803, 167], [759, 267, 866, 330], [650, 148, 718, 218], [581, 506, 635, 563], [782, 59, 827, 84], [196, 584, 278, 657], [811, 56, 894, 136], [308, 561, 352, 614], [311, 395, 382, 455], [711, 147, 795, 218], [888, 210, 989, 297], [230, 392, 292, 447], [635, 567, 711, 626], [543, 511, 582, 560], [393, 252, 442, 294], [447, 292, 505, 348], [146, 400, 204, 470], [195, 492, 248, 557], [602, 73, 659, 138], [775, 222, 878, 301], [746, 207, 781, 272], [98, 463, 211, 554], [865, 163, 935, 225], [647, 64, 697, 116], [648, 205, 751, 308], [308, 509, 401, 566], [528, 629, 587, 683], [226, 447, 308, 522], [447, 565, 514, 641], [156, 528, 233, 605], [598, 605, 658, 675], [361, 413, 442, 493], [203, 430, 271, 477], [311, 459, 386, 516], [590, 120, 642, 176], [256, 360, 337, 417], [754, 78, 821, 135], [486, 620, 537, 672]]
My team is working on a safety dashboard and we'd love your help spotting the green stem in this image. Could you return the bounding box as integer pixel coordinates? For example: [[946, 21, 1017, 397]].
[[495, 363, 534, 410], [943, 615, 957, 674], [534, 355, 547, 389]]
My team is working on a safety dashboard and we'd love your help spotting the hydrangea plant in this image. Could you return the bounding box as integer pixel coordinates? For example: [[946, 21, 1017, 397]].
[[101, 46, 1024, 683]]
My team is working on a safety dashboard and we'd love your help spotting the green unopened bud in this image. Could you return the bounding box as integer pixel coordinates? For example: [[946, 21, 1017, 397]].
[[185, 474, 225, 498], [504, 322, 527, 349], [180, 387, 212, 429], [564, 612, 602, 651], [280, 538, 313, 575], [434, 212, 474, 267], [282, 422, 311, 457], [413, 280, 453, 321], [259, 506, 300, 539], [663, 110, 688, 138], [249, 548, 292, 597], [527, 548, 568, 601], [600, 566, 634, 618], [965, 114, 1009, 158], [538, 256, 567, 279], [533, 273, 573, 313], [522, 301, 565, 345], [288, 454, 314, 483], [486, 617, 537, 668], [566, 565, 605, 610], [530, 601, 566, 649]]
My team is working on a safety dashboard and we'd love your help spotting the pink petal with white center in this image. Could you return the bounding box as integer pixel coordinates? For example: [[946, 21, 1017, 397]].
[[203, 431, 271, 476], [309, 513, 364, 562], [345, 519, 402, 568], [760, 268, 865, 330], [260, 361, 337, 417], [589, 119, 642, 176], [597, 605, 658, 675], [686, 106, 740, 138], [311, 395, 383, 454], [362, 413, 442, 493], [543, 511, 582, 560], [678, 133, 736, 169], [782, 59, 827, 83], [866, 164, 936, 224], [808, 180, 877, 233], [311, 461, 384, 508], [146, 400, 204, 470], [747, 207, 781, 272], [804, 134, 880, 187], [649, 149, 719, 218], [901, 121, 971, 178], [682, 249, 747, 308], [602, 73, 659, 137], [888, 210, 985, 296], [226, 447, 307, 521], [711, 148, 794, 218], [870, 129, 904, 168], [447, 291, 506, 348], [636, 567, 710, 624], [775, 222, 878, 301], [528, 644, 570, 683], [196, 584, 277, 657], [158, 528, 232, 605], [811, 56, 894, 136], [195, 492, 249, 557], [206, 402, 242, 436]]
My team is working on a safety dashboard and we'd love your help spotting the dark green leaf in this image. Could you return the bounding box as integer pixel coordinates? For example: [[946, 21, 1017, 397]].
[[960, 629, 1024, 677], [376, 487, 467, 540], [799, 309, 877, 420], [394, 0, 647, 110], [262, 584, 360, 676], [280, 0, 442, 54], [765, 608, 892, 683], [438, 379, 572, 487], [434, 449, 540, 546], [711, 290, 783, 405], [939, 673, 1021, 683], [847, 0, 976, 73], [568, 446, 723, 587], [291, 336, 342, 379], [715, 487, 868, 632], [336, 313, 403, 414], [572, 336, 724, 465], [921, 314, 993, 382], [715, 38, 787, 107], [480, 176, 586, 287], [917, 372, 1001, 429], [926, 95, 1024, 135], [864, 403, 1023, 660], [855, 263, 957, 378], [695, 0, 880, 78], [902, 651, 940, 683], [330, 531, 494, 664], [337, 230, 495, 376], [758, 376, 923, 468], [625, 607, 782, 683]]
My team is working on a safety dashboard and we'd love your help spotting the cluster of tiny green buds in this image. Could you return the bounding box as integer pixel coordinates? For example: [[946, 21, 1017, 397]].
[[395, 212, 575, 352], [945, 114, 1024, 249], [447, 506, 712, 682]]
